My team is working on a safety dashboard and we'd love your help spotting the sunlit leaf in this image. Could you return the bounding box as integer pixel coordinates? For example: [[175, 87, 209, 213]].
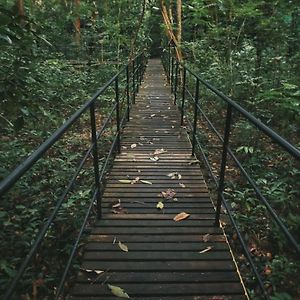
[[150, 156, 159, 161], [154, 148, 167, 155], [131, 177, 140, 184], [140, 180, 152, 185], [173, 212, 190, 222], [156, 201, 164, 209], [108, 284, 130, 298], [118, 241, 129, 252], [199, 246, 213, 254], [118, 179, 132, 184], [83, 269, 104, 275], [167, 172, 182, 180], [112, 199, 121, 208]]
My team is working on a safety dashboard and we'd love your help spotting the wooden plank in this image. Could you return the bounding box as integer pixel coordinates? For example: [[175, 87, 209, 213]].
[[89, 226, 222, 235], [68, 58, 246, 300], [76, 271, 240, 283], [70, 296, 247, 300], [94, 219, 215, 227], [82, 261, 235, 272], [83, 251, 232, 261], [72, 282, 244, 296], [85, 242, 229, 251], [87, 234, 225, 243]]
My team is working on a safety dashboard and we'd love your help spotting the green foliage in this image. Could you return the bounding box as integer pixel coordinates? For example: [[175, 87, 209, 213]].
[[180, 0, 300, 298], [0, 0, 153, 298]]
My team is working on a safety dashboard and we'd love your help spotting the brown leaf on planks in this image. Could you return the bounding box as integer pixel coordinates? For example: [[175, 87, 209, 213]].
[[173, 212, 190, 222], [203, 233, 210, 242], [161, 188, 176, 200]]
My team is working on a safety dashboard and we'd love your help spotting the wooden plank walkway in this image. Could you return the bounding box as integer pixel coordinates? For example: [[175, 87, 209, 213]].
[[70, 59, 247, 299]]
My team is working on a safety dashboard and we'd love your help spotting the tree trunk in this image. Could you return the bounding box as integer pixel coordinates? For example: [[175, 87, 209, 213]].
[[74, 0, 80, 45], [129, 0, 146, 60], [176, 0, 182, 59], [17, 0, 25, 25], [160, 0, 182, 62]]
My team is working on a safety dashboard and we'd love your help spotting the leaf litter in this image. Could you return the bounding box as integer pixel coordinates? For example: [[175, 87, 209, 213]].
[[199, 246, 213, 254], [156, 201, 164, 210], [118, 241, 129, 252], [108, 284, 130, 298], [161, 189, 176, 200], [167, 172, 182, 180], [173, 212, 190, 222], [203, 233, 211, 242]]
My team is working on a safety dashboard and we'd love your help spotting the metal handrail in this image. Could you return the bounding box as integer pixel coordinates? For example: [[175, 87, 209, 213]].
[[1, 52, 146, 299], [163, 45, 299, 298]]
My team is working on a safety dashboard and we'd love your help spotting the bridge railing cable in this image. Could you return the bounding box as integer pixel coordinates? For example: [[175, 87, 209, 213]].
[[0, 52, 146, 299], [162, 43, 299, 299]]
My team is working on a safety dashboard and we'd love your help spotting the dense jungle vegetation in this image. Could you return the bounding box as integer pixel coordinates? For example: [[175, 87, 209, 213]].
[[0, 0, 299, 299]]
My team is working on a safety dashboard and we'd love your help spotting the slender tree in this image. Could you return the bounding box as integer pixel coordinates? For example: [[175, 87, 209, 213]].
[[74, 0, 80, 45]]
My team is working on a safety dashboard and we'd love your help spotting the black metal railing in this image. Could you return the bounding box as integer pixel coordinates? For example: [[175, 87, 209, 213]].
[[163, 43, 300, 298], [0, 52, 146, 299]]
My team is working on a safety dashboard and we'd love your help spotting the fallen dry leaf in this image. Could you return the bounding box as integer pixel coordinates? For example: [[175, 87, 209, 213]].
[[130, 143, 137, 149], [83, 269, 104, 275], [118, 241, 129, 252], [179, 183, 186, 188], [161, 189, 176, 200], [173, 212, 190, 222], [156, 201, 164, 210], [108, 284, 130, 298], [203, 233, 210, 242], [118, 179, 132, 184], [154, 148, 167, 155], [167, 172, 182, 180], [150, 156, 159, 161], [112, 199, 121, 208], [131, 177, 140, 184], [199, 246, 213, 254], [140, 180, 152, 185]]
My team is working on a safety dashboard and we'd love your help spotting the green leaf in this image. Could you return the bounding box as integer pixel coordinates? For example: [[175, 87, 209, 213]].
[[108, 284, 130, 298], [0, 34, 12, 45], [118, 179, 132, 184], [156, 201, 164, 210]]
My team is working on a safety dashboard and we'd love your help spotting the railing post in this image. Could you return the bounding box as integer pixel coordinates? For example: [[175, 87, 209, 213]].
[[170, 55, 174, 93], [174, 60, 178, 105], [181, 67, 186, 125], [132, 59, 136, 104], [139, 54, 143, 85], [89, 102, 101, 219], [136, 56, 140, 93], [168, 43, 171, 81], [115, 77, 121, 153], [192, 78, 200, 156], [215, 104, 232, 226], [126, 65, 130, 121]]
